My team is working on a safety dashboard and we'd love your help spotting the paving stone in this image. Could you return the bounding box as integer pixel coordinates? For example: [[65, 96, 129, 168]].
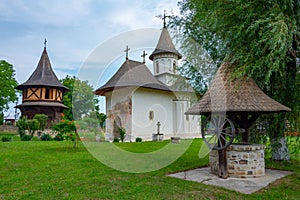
[[167, 167, 293, 194]]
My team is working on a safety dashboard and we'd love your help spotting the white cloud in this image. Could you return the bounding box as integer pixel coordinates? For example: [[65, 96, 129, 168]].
[[0, 0, 93, 26], [1, 0, 182, 115], [107, 0, 180, 30], [0, 0, 181, 85]]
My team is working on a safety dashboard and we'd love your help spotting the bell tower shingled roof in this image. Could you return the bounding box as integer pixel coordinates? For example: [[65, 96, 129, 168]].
[[149, 24, 182, 61], [16, 46, 68, 90]]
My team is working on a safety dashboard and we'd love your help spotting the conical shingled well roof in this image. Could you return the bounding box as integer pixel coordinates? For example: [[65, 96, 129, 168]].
[[186, 63, 291, 115], [94, 59, 171, 96], [149, 27, 182, 60], [16, 48, 68, 90]]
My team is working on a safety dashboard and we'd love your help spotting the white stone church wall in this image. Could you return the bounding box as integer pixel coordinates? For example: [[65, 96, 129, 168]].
[[105, 89, 132, 141], [131, 88, 175, 141], [173, 100, 201, 138]]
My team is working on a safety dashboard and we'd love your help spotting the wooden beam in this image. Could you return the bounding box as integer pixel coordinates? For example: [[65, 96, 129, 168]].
[[218, 135, 228, 178]]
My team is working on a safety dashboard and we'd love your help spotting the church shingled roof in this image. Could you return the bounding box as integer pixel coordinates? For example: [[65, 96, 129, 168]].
[[186, 62, 291, 115], [16, 48, 68, 90], [149, 27, 182, 61], [94, 59, 171, 95]]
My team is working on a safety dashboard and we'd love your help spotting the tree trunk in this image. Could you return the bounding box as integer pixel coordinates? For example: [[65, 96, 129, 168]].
[[271, 137, 290, 161]]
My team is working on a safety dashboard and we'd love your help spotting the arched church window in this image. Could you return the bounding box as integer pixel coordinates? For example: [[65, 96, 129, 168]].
[[156, 62, 159, 74], [149, 111, 154, 120]]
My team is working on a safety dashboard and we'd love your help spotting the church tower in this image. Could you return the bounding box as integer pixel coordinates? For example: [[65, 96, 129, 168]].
[[149, 15, 200, 138], [16, 41, 69, 123], [149, 15, 182, 86]]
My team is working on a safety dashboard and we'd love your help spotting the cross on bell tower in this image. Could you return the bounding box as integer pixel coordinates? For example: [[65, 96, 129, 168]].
[[44, 38, 47, 49], [124, 45, 130, 60]]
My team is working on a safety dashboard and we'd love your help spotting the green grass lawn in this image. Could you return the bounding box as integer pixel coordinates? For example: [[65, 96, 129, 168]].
[[0, 138, 299, 199]]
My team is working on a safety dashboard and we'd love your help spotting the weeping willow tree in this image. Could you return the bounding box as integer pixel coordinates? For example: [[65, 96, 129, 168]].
[[170, 0, 300, 160]]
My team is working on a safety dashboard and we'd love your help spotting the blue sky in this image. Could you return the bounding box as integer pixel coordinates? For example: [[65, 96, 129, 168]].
[[0, 0, 180, 114], [0, 0, 180, 82]]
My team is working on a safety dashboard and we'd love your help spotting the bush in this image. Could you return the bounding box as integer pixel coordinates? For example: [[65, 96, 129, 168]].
[[21, 135, 32, 141], [17, 117, 28, 138], [135, 137, 142, 142], [27, 119, 40, 136], [52, 114, 78, 147], [119, 127, 126, 142], [40, 133, 52, 141], [33, 114, 48, 131], [1, 136, 12, 142], [113, 137, 120, 143], [54, 133, 64, 141], [6, 121, 13, 126]]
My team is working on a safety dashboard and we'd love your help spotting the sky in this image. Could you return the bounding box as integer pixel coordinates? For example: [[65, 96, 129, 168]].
[[0, 0, 181, 114]]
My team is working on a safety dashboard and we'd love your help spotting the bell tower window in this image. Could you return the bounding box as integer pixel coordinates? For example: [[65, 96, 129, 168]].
[[155, 62, 159, 74], [24, 89, 28, 99], [173, 61, 177, 73], [45, 88, 52, 99]]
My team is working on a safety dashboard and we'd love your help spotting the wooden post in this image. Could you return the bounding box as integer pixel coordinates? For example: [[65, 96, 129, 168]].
[[218, 149, 228, 178], [218, 134, 228, 178]]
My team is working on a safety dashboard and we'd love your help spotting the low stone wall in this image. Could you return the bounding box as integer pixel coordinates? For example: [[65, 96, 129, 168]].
[[210, 144, 265, 178], [0, 125, 18, 132]]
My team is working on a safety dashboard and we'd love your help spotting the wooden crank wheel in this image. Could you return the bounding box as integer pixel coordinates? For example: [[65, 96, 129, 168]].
[[201, 115, 235, 150]]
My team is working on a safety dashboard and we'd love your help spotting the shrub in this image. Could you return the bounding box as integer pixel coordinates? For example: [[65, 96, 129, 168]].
[[6, 121, 13, 126], [54, 133, 64, 141], [1, 136, 12, 142], [97, 112, 107, 129], [28, 119, 40, 136], [119, 127, 126, 142], [33, 114, 48, 131], [17, 117, 28, 138], [65, 133, 76, 142], [135, 137, 142, 142], [113, 137, 120, 143], [40, 133, 52, 141], [51, 113, 78, 147], [21, 135, 32, 141]]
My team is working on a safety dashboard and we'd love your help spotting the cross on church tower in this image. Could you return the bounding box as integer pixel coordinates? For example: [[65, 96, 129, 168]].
[[141, 51, 147, 63], [124, 45, 130, 60], [163, 10, 169, 28]]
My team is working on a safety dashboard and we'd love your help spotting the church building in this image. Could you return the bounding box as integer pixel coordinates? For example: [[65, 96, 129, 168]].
[[94, 23, 200, 141], [16, 42, 69, 123]]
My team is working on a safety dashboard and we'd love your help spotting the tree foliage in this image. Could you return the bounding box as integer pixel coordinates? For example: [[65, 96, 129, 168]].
[[95, 105, 107, 129], [171, 0, 300, 160], [33, 114, 48, 131], [171, 0, 299, 133], [60, 75, 99, 120], [0, 60, 18, 113]]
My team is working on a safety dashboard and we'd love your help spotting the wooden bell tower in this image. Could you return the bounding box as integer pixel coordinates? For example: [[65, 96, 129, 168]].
[[16, 40, 69, 123]]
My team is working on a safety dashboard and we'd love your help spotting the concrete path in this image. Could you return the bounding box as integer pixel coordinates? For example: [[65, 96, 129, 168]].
[[167, 167, 293, 194]]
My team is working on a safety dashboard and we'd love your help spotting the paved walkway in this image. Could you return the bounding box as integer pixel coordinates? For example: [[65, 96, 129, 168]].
[[167, 167, 293, 194]]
